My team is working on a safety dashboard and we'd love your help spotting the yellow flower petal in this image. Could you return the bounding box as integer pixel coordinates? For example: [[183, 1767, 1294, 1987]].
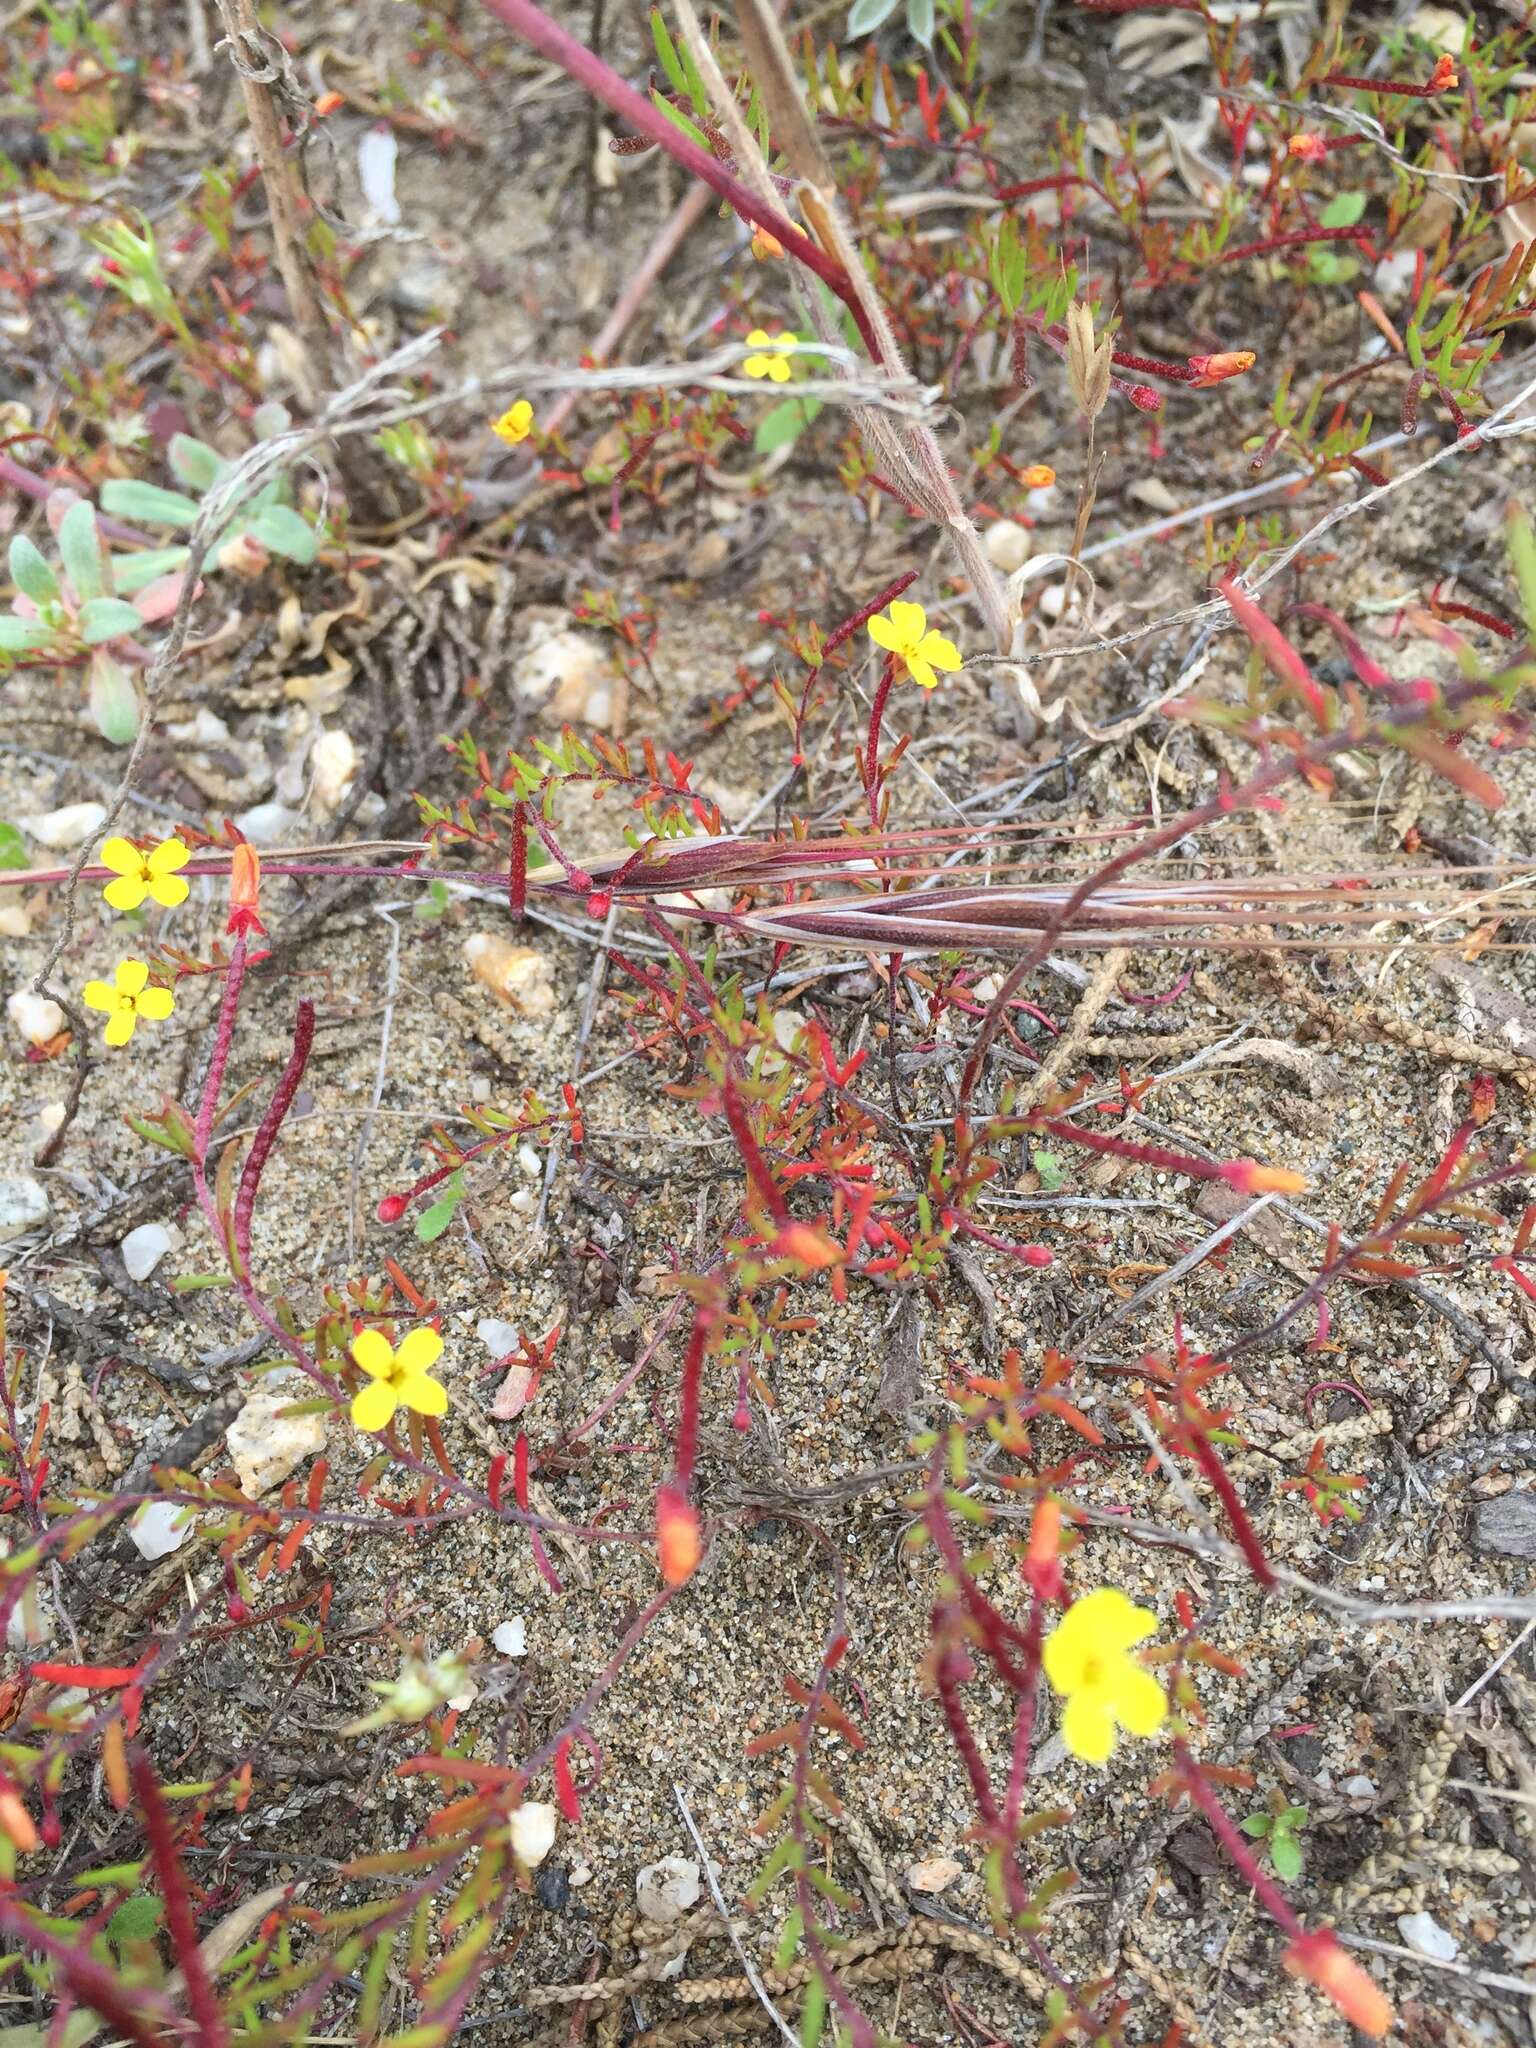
[[1042, 1608, 1095, 1694], [147, 872, 190, 908], [147, 839, 189, 876], [82, 980, 118, 1014], [885, 599, 928, 646], [115, 957, 149, 997], [766, 358, 791, 382], [1075, 1586, 1158, 1654], [745, 329, 773, 348], [103, 875, 148, 912], [395, 1326, 445, 1376], [397, 1372, 447, 1418], [867, 613, 904, 654], [742, 355, 772, 380], [134, 985, 175, 1022], [916, 630, 962, 673], [351, 1377, 398, 1431], [906, 653, 938, 691], [1061, 1688, 1117, 1764], [103, 1009, 137, 1047], [100, 837, 144, 877], [492, 401, 534, 446], [350, 1328, 396, 1380], [1113, 1659, 1168, 1738]]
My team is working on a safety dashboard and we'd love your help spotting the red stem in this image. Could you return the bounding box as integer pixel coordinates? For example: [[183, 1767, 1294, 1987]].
[[233, 1000, 316, 1271], [1172, 1740, 1303, 1933], [721, 1069, 790, 1225], [473, 0, 880, 359], [0, 1897, 184, 2048], [865, 653, 897, 830], [131, 1747, 229, 2048], [194, 932, 248, 1162]]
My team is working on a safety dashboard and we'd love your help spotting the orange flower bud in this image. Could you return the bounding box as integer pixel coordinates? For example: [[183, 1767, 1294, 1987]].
[[769, 1222, 841, 1270], [750, 226, 784, 261], [1187, 350, 1257, 388], [1020, 463, 1056, 489], [1220, 1160, 1307, 1197], [657, 1485, 701, 1586], [0, 1785, 37, 1854], [314, 90, 345, 117], [1429, 52, 1458, 91], [227, 841, 265, 937], [1286, 133, 1328, 162], [1283, 1932, 1392, 2038], [1023, 1494, 1064, 1601]]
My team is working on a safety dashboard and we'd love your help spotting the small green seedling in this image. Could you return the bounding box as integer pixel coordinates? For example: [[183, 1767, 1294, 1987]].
[[1240, 1800, 1309, 1882]]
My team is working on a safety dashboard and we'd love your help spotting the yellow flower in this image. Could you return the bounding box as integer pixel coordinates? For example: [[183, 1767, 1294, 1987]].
[[492, 400, 535, 445], [81, 957, 175, 1047], [350, 1325, 448, 1431], [1020, 463, 1056, 490], [866, 599, 962, 692], [742, 329, 797, 382], [1041, 1586, 1167, 1764], [99, 835, 190, 913]]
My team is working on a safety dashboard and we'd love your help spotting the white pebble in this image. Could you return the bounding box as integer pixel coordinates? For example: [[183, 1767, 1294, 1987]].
[[1340, 1774, 1377, 1798], [121, 1222, 175, 1283], [309, 728, 359, 814], [0, 902, 31, 938], [510, 1801, 558, 1869], [492, 1617, 527, 1657], [358, 123, 401, 225], [636, 1855, 701, 1925], [226, 1376, 328, 1496], [478, 1317, 521, 1359], [130, 1500, 193, 1562], [0, 1177, 49, 1240], [8, 989, 65, 1046], [906, 1855, 963, 1894], [20, 801, 106, 849], [983, 519, 1031, 575], [1397, 1912, 1458, 1962], [232, 801, 305, 847], [516, 1143, 542, 1177]]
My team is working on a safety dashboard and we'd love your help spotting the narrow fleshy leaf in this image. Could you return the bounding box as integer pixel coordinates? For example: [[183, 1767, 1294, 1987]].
[[57, 498, 105, 602], [78, 597, 145, 645], [8, 535, 58, 607], [98, 480, 201, 529]]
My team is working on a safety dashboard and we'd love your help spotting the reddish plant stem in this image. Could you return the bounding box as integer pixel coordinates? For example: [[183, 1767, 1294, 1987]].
[[865, 653, 898, 830], [931, 1619, 1001, 1827], [720, 1070, 790, 1225], [1182, 1423, 1277, 1587], [473, 0, 879, 358], [508, 801, 529, 920], [194, 932, 248, 1161], [672, 1303, 716, 1492], [1172, 1740, 1305, 1933], [0, 453, 153, 545], [1320, 69, 1450, 98], [0, 1898, 183, 2048], [233, 1000, 316, 1272], [1217, 225, 1372, 266], [131, 1747, 229, 2048]]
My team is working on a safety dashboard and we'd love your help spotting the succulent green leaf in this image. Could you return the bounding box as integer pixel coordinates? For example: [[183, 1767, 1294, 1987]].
[[1269, 1831, 1303, 1881], [88, 647, 139, 744], [167, 433, 227, 492], [847, 0, 900, 30], [98, 480, 201, 529], [8, 535, 58, 606], [78, 597, 146, 645], [244, 503, 319, 565], [57, 498, 105, 602], [0, 616, 56, 653], [907, 0, 935, 43], [754, 395, 824, 455], [0, 822, 27, 870], [110, 546, 191, 596], [1319, 191, 1367, 229]]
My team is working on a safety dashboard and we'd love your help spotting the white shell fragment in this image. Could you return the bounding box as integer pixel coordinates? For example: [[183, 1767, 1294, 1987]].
[[0, 1177, 49, 1240], [358, 123, 401, 225], [8, 989, 64, 1046], [130, 1500, 193, 1562], [121, 1222, 176, 1282], [21, 802, 106, 849], [226, 1378, 328, 1497], [492, 1617, 527, 1657], [510, 1801, 558, 1868], [636, 1855, 701, 1925]]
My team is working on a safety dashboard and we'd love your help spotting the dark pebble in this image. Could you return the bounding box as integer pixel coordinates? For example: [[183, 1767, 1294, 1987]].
[[535, 1863, 570, 1913]]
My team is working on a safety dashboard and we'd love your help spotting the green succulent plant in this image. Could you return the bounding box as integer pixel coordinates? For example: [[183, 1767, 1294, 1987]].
[[98, 405, 320, 573]]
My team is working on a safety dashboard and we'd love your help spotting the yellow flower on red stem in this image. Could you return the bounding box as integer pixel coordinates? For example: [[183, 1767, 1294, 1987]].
[[742, 329, 797, 382], [99, 836, 190, 912], [350, 1325, 448, 1431], [81, 958, 175, 1047], [492, 400, 535, 445], [866, 599, 962, 692], [1041, 1586, 1166, 1763]]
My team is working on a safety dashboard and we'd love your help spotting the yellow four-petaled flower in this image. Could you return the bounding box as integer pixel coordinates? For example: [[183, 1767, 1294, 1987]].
[[100, 835, 190, 912], [742, 329, 798, 382], [82, 958, 176, 1047], [1041, 1586, 1167, 1764], [492, 400, 535, 445], [350, 1325, 448, 1432], [867, 599, 962, 692]]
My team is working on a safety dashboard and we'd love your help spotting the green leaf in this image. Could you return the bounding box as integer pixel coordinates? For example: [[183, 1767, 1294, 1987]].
[[1281, 1805, 1308, 1827], [906, 0, 935, 43], [1269, 1831, 1303, 1881], [1238, 1814, 1272, 1837], [98, 480, 200, 529], [110, 546, 190, 596], [1030, 1148, 1067, 1191], [0, 822, 27, 870], [8, 535, 57, 606], [244, 503, 318, 565], [166, 433, 226, 493], [78, 597, 145, 645], [799, 1974, 827, 2048], [1318, 190, 1367, 229], [0, 616, 55, 653], [57, 498, 104, 602], [88, 647, 139, 745], [1508, 509, 1536, 641], [108, 1893, 164, 1949], [847, 0, 900, 31], [650, 88, 711, 154], [650, 7, 690, 98], [415, 1176, 463, 1244], [754, 394, 824, 455]]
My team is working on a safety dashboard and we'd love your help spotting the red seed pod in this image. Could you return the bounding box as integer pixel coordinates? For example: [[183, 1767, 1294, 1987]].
[[1401, 368, 1426, 437], [376, 1192, 409, 1225]]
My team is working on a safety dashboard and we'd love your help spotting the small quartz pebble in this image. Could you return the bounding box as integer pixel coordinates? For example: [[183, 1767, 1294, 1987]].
[[130, 1500, 193, 1562], [20, 801, 106, 849], [984, 518, 1031, 575], [0, 1177, 49, 1240], [491, 1362, 536, 1421], [1397, 1912, 1458, 1963], [510, 1801, 558, 1869], [309, 728, 359, 814], [636, 1855, 700, 1925], [569, 1861, 594, 1888], [121, 1222, 175, 1283], [0, 902, 30, 938], [226, 1377, 328, 1496], [464, 933, 556, 1018], [512, 622, 620, 728], [492, 1617, 527, 1657], [8, 989, 65, 1047], [905, 1856, 964, 1894], [357, 122, 401, 224], [1341, 1774, 1377, 1799], [478, 1317, 520, 1358], [232, 800, 304, 847]]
